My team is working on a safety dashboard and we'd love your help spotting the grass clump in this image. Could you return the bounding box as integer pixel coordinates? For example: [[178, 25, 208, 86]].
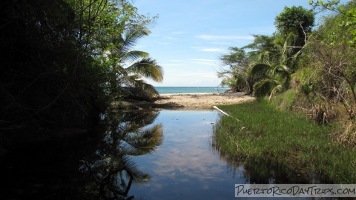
[[270, 89, 297, 111], [213, 99, 355, 183]]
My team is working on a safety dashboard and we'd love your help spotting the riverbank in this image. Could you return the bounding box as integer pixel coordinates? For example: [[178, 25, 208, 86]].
[[155, 93, 255, 109], [213, 99, 356, 183], [114, 93, 255, 110]]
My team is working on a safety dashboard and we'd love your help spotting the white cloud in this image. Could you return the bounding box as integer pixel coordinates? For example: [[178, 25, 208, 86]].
[[196, 34, 254, 40], [163, 63, 184, 67], [167, 59, 185, 62], [144, 69, 222, 86], [184, 72, 217, 78], [191, 47, 225, 52], [190, 59, 216, 62], [200, 48, 225, 52], [210, 41, 232, 45], [190, 59, 218, 66]]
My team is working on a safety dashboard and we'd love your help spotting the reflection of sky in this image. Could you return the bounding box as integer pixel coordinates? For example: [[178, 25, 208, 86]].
[[130, 110, 247, 200]]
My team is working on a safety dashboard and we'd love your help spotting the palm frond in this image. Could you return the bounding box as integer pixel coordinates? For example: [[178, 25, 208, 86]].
[[260, 51, 271, 63], [120, 74, 139, 87], [217, 69, 237, 78], [273, 64, 292, 77], [124, 27, 151, 44], [269, 84, 284, 101], [123, 124, 163, 155], [117, 27, 151, 54], [118, 110, 159, 129], [120, 78, 159, 101], [126, 58, 163, 82], [122, 156, 150, 182], [253, 78, 282, 97], [122, 50, 149, 63], [114, 64, 128, 77], [133, 79, 159, 96], [248, 63, 271, 77]]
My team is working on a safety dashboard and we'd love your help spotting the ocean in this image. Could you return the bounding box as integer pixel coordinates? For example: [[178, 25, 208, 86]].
[[155, 86, 229, 94]]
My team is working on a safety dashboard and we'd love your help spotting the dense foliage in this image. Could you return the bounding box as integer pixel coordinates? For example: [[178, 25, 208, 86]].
[[0, 0, 162, 134], [219, 5, 315, 97], [275, 6, 314, 48], [219, 1, 355, 144]]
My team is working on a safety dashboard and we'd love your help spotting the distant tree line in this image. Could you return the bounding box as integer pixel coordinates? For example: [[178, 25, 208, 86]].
[[0, 0, 163, 134], [219, 1, 355, 145]]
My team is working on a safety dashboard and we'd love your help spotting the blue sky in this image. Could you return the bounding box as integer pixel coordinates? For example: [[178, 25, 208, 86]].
[[132, 0, 344, 87]]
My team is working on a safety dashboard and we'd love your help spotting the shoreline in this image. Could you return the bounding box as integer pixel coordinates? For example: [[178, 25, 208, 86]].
[[113, 93, 255, 110], [153, 92, 255, 110], [159, 92, 220, 95]]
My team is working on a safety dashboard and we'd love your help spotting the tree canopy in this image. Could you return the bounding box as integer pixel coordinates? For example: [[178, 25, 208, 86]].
[[275, 6, 315, 48], [0, 0, 162, 133], [219, 1, 355, 143]]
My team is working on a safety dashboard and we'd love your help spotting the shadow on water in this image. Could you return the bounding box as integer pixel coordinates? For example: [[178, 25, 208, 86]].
[[0, 110, 162, 200]]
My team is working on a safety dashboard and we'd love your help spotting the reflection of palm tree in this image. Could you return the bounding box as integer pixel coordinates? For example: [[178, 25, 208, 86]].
[[81, 110, 163, 199]]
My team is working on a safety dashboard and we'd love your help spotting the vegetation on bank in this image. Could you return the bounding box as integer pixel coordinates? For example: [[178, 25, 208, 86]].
[[215, 0, 355, 184], [215, 1, 355, 183], [213, 100, 355, 183], [218, 0, 356, 145], [0, 0, 163, 135]]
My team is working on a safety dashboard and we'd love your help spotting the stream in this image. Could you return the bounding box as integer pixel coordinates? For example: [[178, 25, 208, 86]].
[[0, 110, 314, 199]]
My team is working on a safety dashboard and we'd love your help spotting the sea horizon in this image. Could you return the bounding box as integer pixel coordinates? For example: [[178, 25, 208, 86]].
[[155, 86, 230, 94]]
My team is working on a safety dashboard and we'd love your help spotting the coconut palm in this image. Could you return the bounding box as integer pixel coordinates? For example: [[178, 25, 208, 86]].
[[247, 33, 303, 99], [244, 34, 279, 64], [218, 47, 249, 92], [104, 25, 163, 101], [218, 70, 248, 92]]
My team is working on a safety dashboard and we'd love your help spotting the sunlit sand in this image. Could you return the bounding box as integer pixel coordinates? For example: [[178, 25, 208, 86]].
[[154, 93, 255, 110]]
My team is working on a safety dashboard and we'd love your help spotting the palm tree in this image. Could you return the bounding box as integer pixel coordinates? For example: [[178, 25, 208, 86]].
[[104, 25, 163, 101], [246, 33, 302, 99], [244, 35, 279, 64], [218, 47, 249, 92], [218, 69, 248, 92]]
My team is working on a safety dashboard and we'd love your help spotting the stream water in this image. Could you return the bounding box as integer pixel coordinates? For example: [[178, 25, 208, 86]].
[[129, 110, 245, 199], [0, 110, 316, 199]]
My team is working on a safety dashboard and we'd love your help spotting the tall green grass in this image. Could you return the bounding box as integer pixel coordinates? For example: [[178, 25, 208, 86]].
[[213, 99, 355, 183], [270, 89, 297, 111]]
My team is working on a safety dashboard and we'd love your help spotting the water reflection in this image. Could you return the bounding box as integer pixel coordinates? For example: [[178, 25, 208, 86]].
[[80, 110, 163, 199], [128, 110, 246, 200], [0, 110, 162, 200], [1, 109, 319, 200], [212, 129, 318, 185]]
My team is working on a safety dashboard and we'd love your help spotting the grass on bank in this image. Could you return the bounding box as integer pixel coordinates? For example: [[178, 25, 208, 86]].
[[214, 99, 355, 183]]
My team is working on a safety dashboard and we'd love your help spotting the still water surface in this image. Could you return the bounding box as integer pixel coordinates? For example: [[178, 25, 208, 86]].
[[0, 110, 311, 199], [129, 110, 245, 199]]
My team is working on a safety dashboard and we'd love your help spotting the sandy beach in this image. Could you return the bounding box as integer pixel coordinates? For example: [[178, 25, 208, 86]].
[[153, 93, 255, 110]]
